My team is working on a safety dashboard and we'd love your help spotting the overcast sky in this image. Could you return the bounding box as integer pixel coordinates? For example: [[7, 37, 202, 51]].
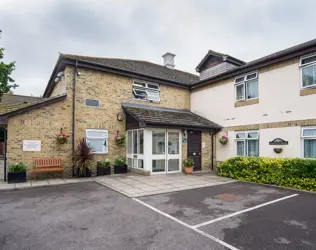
[[0, 0, 315, 96]]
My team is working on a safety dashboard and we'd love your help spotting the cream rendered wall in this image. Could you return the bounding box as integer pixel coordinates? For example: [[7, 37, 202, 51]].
[[191, 58, 316, 127], [191, 57, 315, 161], [216, 127, 302, 162]]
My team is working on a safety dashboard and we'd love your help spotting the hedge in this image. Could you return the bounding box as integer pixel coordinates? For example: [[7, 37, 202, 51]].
[[218, 157, 316, 191]]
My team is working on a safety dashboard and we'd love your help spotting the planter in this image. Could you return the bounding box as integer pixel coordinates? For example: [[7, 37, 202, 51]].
[[57, 138, 67, 144], [219, 139, 228, 145], [114, 164, 128, 174], [184, 167, 193, 175], [8, 172, 26, 183], [97, 166, 111, 176], [74, 167, 92, 178]]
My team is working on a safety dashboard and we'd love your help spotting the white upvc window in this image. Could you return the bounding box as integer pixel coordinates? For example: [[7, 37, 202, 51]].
[[300, 54, 316, 89], [132, 80, 160, 102], [235, 72, 259, 101], [235, 131, 259, 157], [127, 129, 144, 169], [301, 127, 316, 158], [86, 129, 108, 154]]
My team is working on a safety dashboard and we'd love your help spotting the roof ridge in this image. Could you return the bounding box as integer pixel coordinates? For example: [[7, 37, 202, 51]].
[[61, 53, 199, 78]]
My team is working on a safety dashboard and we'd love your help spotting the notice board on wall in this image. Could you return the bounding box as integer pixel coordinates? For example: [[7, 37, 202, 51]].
[[23, 140, 41, 152]]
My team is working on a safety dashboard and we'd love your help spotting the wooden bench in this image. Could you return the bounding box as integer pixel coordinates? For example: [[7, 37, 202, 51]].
[[33, 158, 64, 181]]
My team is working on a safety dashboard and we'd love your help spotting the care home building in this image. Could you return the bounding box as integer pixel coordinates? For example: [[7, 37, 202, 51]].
[[1, 38, 316, 179]]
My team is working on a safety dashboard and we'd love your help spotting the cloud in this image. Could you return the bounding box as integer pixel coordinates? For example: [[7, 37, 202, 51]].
[[0, 0, 315, 96]]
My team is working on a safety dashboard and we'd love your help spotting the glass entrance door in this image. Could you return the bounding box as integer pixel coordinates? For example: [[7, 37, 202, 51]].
[[152, 130, 181, 174]]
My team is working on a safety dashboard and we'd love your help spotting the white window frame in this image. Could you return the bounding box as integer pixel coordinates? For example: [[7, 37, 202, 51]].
[[301, 126, 316, 158], [234, 72, 259, 101], [300, 53, 316, 89], [126, 129, 144, 169], [86, 129, 108, 154], [132, 80, 160, 103], [235, 130, 259, 156], [84, 98, 100, 108]]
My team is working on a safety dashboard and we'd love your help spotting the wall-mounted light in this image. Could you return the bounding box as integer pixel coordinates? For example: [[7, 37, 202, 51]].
[[117, 112, 124, 121], [182, 129, 187, 137], [54, 77, 61, 83], [57, 71, 64, 77]]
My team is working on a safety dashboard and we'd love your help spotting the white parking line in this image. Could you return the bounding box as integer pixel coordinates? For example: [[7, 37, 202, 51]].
[[133, 198, 240, 250], [192, 193, 299, 229]]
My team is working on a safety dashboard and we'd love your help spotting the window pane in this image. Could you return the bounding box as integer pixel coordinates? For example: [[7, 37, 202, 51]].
[[236, 84, 245, 100], [85, 99, 99, 107], [138, 130, 144, 154], [133, 88, 147, 99], [87, 139, 106, 153], [302, 65, 316, 87], [237, 141, 245, 156], [303, 129, 316, 137], [146, 90, 160, 101], [246, 73, 257, 80], [147, 84, 159, 90], [301, 55, 316, 65], [168, 159, 179, 172], [128, 158, 133, 167], [236, 132, 246, 139], [152, 160, 165, 172], [133, 82, 146, 87], [247, 140, 259, 156], [248, 131, 259, 139], [127, 131, 132, 154], [246, 79, 258, 99], [304, 139, 316, 158], [138, 159, 144, 169], [152, 132, 165, 155], [86, 130, 107, 138], [133, 131, 137, 154], [235, 77, 244, 83], [168, 132, 179, 154]]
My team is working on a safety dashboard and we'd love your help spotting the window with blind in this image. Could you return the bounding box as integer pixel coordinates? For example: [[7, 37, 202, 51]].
[[235, 131, 259, 157], [235, 72, 259, 101]]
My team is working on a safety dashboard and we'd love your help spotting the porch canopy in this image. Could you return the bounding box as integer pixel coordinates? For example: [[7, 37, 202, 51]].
[[122, 103, 222, 132]]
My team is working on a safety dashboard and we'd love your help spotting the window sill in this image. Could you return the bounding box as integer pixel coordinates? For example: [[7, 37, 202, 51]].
[[132, 98, 160, 104], [234, 98, 259, 108], [93, 152, 109, 155], [300, 87, 316, 96]]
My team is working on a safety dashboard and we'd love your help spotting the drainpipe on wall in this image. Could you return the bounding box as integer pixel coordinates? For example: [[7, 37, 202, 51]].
[[210, 131, 218, 171], [72, 61, 78, 176], [3, 127, 7, 182]]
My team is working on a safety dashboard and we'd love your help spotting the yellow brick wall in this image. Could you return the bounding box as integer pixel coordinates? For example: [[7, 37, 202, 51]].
[[201, 132, 214, 170], [73, 66, 190, 167]]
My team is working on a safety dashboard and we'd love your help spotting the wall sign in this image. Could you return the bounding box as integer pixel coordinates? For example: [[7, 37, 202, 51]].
[[23, 140, 41, 152], [269, 138, 288, 145]]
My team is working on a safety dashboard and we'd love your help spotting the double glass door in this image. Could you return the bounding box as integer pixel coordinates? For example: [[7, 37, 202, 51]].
[[152, 130, 181, 173]]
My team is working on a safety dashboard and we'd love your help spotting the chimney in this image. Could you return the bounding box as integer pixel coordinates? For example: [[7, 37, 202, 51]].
[[162, 52, 175, 69]]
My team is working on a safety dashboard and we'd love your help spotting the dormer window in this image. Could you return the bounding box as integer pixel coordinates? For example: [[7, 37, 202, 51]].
[[235, 72, 258, 101], [300, 54, 316, 89], [132, 80, 160, 102]]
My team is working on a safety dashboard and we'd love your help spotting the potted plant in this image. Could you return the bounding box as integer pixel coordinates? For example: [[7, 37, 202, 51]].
[[8, 162, 27, 183], [219, 133, 228, 145], [115, 135, 126, 145], [97, 159, 111, 176], [73, 138, 94, 177], [114, 156, 128, 174], [56, 133, 70, 144], [183, 158, 194, 174]]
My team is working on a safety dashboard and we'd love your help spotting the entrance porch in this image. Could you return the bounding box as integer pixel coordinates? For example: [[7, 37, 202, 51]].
[[122, 103, 222, 175]]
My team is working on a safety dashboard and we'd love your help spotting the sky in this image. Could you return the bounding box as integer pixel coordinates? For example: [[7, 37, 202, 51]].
[[0, 0, 315, 96]]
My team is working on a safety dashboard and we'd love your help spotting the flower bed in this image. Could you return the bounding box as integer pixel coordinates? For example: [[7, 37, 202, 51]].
[[218, 157, 316, 191]]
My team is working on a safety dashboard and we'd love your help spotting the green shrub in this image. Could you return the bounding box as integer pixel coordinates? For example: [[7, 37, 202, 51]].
[[8, 162, 27, 173], [97, 159, 111, 168], [114, 157, 126, 166], [218, 157, 316, 191]]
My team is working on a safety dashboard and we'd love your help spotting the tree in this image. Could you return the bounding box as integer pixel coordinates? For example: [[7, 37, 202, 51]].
[[0, 30, 17, 101]]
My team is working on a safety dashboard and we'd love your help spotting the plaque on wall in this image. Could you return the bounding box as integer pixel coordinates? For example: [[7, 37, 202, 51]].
[[269, 138, 288, 145]]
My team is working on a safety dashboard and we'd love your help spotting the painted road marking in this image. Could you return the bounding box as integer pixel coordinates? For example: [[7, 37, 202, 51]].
[[133, 198, 240, 250], [192, 193, 299, 229]]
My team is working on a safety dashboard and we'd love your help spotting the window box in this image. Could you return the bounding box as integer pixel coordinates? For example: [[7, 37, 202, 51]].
[[114, 164, 128, 174], [8, 172, 26, 184]]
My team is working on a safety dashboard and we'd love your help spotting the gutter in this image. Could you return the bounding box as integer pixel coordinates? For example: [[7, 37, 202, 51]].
[[210, 131, 218, 171]]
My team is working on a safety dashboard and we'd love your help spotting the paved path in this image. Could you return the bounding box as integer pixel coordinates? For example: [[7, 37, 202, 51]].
[[95, 173, 236, 197]]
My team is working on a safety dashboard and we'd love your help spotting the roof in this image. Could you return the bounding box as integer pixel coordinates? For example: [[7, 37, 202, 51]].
[[195, 50, 245, 72], [0, 94, 67, 117], [122, 103, 222, 131], [61, 54, 199, 85], [193, 38, 316, 89]]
